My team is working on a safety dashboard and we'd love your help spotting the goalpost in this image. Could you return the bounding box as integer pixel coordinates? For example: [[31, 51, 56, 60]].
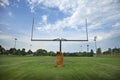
[[31, 18, 89, 67]]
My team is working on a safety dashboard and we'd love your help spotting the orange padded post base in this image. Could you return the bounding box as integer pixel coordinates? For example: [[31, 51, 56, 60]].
[[57, 52, 63, 67]]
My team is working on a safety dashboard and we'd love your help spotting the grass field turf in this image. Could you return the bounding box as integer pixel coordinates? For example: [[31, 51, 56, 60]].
[[0, 56, 120, 80]]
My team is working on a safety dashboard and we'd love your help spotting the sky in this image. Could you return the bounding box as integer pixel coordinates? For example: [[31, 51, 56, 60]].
[[0, 0, 120, 52]]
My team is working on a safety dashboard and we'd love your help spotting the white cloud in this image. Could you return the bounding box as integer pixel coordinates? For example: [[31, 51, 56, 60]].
[[112, 22, 120, 28], [28, 0, 120, 30], [42, 15, 47, 23], [8, 12, 12, 17], [0, 34, 12, 40], [17, 0, 20, 2], [27, 0, 77, 14], [0, 0, 9, 7], [88, 22, 103, 30]]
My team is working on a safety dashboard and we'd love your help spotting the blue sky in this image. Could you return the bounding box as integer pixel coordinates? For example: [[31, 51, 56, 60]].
[[0, 0, 120, 52]]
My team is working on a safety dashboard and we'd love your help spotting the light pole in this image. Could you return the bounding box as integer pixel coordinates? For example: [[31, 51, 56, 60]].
[[87, 44, 89, 52], [94, 36, 97, 53], [14, 38, 17, 48]]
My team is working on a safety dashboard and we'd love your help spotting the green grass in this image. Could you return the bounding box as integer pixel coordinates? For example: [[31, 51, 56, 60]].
[[0, 56, 120, 80]]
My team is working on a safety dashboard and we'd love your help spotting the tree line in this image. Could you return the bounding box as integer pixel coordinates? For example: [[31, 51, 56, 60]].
[[0, 45, 56, 56], [96, 48, 120, 56], [0, 45, 120, 57]]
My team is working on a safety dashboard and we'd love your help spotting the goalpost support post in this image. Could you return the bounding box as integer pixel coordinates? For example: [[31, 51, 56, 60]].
[[57, 51, 63, 67]]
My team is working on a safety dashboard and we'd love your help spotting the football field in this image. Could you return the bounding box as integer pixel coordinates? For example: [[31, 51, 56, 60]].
[[0, 56, 120, 80]]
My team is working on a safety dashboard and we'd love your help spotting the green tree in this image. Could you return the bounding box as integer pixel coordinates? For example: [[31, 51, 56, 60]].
[[5, 50, 9, 55], [89, 49, 94, 56], [112, 48, 120, 55], [27, 50, 33, 55], [35, 49, 47, 56], [108, 48, 112, 55], [97, 48, 102, 56], [16, 49, 21, 56], [21, 48, 26, 56], [0, 45, 5, 55], [9, 48, 16, 55], [48, 51, 55, 56], [82, 52, 87, 56], [63, 52, 70, 56]]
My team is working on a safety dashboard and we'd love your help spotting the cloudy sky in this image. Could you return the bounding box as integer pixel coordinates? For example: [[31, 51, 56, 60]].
[[0, 0, 120, 52]]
